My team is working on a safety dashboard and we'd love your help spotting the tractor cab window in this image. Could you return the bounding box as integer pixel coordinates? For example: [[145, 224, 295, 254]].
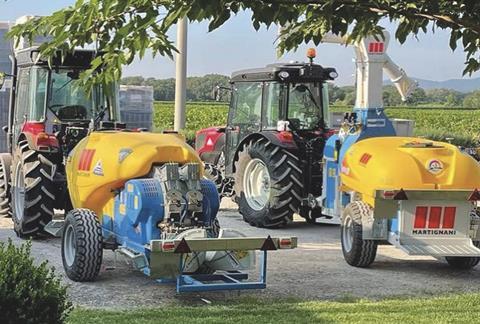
[[47, 69, 107, 121], [321, 83, 330, 127], [230, 82, 262, 130], [263, 82, 284, 129], [14, 68, 30, 124], [31, 68, 48, 121], [287, 82, 324, 130]]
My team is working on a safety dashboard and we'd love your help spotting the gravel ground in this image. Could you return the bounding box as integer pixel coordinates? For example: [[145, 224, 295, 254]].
[[2, 201, 480, 308]]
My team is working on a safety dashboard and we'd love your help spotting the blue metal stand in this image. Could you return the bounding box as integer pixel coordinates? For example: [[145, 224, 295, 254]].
[[173, 250, 268, 293]]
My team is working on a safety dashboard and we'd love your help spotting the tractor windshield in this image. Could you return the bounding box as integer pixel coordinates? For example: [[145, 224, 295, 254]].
[[287, 83, 324, 130], [47, 69, 109, 121]]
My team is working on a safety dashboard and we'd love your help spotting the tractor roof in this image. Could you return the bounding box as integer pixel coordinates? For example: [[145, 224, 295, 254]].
[[231, 62, 337, 83], [15, 46, 100, 69]]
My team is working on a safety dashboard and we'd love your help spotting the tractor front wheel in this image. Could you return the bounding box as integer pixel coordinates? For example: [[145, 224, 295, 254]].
[[341, 201, 378, 267], [62, 208, 103, 282], [234, 138, 302, 228]]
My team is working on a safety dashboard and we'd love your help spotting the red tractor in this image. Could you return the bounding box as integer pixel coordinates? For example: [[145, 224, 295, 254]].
[[0, 46, 121, 237], [196, 54, 338, 228]]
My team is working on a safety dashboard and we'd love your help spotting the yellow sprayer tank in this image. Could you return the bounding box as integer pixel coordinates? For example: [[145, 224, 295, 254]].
[[66, 131, 201, 217], [340, 137, 480, 206]]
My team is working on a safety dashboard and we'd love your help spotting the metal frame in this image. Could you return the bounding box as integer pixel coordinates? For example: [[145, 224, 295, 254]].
[[151, 236, 296, 293], [174, 250, 268, 293]]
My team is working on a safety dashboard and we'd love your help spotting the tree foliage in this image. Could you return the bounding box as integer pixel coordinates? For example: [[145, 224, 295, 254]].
[[9, 0, 480, 89], [463, 90, 480, 109]]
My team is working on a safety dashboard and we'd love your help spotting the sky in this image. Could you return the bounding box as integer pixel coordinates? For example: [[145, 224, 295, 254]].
[[0, 0, 477, 86]]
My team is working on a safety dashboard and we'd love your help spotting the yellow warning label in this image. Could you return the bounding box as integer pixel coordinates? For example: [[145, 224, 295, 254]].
[[328, 168, 336, 177], [119, 204, 126, 215], [233, 250, 248, 260]]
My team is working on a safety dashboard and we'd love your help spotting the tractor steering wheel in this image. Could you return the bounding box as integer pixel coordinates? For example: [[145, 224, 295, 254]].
[[48, 104, 65, 111]]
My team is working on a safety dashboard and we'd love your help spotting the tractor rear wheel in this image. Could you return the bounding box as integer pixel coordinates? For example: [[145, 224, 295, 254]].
[[11, 140, 56, 237], [62, 208, 103, 282], [234, 138, 302, 228], [341, 201, 378, 267], [445, 241, 480, 269], [0, 153, 12, 218]]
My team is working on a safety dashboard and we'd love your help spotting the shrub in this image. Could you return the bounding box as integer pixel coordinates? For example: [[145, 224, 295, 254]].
[[0, 239, 72, 324]]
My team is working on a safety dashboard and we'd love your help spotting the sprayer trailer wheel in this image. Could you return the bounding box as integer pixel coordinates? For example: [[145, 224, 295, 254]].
[[62, 208, 103, 282], [445, 241, 480, 269], [341, 201, 378, 267]]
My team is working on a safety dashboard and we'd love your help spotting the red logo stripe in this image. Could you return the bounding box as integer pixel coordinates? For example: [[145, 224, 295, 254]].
[[78, 150, 87, 170], [359, 153, 372, 165], [78, 149, 95, 171], [85, 150, 95, 171], [442, 207, 456, 229], [414, 206, 428, 228], [428, 207, 442, 228], [368, 42, 385, 53]]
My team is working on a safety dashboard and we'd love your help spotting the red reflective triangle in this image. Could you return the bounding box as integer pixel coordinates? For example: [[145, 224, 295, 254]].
[[174, 238, 192, 254], [394, 189, 408, 200], [260, 235, 278, 251], [468, 189, 480, 201]]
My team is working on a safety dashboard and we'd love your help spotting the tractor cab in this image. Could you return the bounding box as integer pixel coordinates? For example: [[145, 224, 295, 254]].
[[5, 47, 121, 155], [225, 59, 338, 173]]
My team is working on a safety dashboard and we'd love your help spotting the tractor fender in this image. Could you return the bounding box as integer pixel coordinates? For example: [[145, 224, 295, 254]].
[[18, 122, 59, 153], [196, 126, 226, 164], [21, 132, 59, 153], [232, 132, 298, 172]]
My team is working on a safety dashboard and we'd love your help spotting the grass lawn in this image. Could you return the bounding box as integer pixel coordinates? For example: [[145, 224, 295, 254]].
[[69, 293, 480, 323]]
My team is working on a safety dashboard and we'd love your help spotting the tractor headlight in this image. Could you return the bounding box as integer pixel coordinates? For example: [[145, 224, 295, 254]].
[[278, 71, 290, 80], [329, 71, 338, 79]]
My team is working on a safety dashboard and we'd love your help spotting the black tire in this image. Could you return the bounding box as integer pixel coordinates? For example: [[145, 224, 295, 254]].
[[341, 201, 378, 267], [62, 208, 103, 282], [234, 138, 302, 228], [11, 140, 56, 238], [0, 153, 12, 218], [204, 163, 223, 194], [207, 217, 221, 238], [445, 241, 480, 269]]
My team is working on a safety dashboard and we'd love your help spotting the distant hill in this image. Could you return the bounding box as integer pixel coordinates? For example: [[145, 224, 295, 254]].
[[384, 77, 480, 93]]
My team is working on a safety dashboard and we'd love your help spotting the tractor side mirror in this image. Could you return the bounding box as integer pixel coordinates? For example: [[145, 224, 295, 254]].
[[212, 86, 220, 101], [212, 85, 232, 102], [67, 70, 80, 80]]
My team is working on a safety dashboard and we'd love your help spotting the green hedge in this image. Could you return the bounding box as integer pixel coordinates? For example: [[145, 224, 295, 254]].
[[0, 240, 72, 324]]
